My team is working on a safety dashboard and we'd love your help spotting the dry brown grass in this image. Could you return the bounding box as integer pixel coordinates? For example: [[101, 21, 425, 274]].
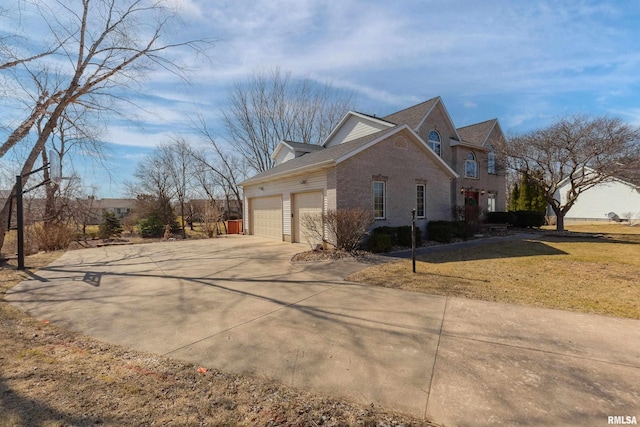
[[1, 252, 433, 426], [348, 231, 640, 319]]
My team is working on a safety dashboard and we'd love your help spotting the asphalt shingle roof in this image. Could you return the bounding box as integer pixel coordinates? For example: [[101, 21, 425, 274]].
[[281, 140, 324, 152], [382, 97, 439, 129], [457, 119, 497, 146], [241, 129, 390, 185]]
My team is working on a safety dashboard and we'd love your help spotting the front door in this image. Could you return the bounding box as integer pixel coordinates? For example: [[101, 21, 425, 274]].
[[464, 191, 480, 223]]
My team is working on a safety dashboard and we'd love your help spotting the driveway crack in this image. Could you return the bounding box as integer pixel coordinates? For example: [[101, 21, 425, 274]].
[[424, 295, 448, 419]]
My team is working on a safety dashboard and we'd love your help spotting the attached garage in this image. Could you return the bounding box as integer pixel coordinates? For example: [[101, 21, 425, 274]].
[[249, 196, 283, 240], [292, 191, 324, 245]]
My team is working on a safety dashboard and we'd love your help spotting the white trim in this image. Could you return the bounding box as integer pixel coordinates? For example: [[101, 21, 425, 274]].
[[321, 111, 394, 147], [450, 139, 491, 151], [464, 152, 479, 179], [428, 130, 442, 157], [239, 160, 334, 186], [415, 97, 463, 141], [481, 120, 505, 148], [270, 140, 291, 160], [416, 183, 426, 218], [372, 180, 386, 219]]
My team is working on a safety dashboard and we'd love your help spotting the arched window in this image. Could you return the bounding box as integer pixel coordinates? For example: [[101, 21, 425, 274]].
[[465, 151, 478, 178], [488, 146, 496, 174], [428, 130, 441, 156]]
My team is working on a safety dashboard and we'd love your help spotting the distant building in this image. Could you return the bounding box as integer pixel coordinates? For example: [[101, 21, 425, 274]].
[[83, 197, 136, 224], [550, 168, 640, 222]]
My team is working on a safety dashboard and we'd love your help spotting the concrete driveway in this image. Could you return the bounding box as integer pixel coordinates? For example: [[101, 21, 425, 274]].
[[7, 235, 640, 426]]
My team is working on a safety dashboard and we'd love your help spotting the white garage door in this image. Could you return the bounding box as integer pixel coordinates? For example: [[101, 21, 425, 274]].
[[293, 191, 323, 245], [250, 196, 282, 240]]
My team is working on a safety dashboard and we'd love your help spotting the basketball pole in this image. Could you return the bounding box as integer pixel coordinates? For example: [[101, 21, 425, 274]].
[[16, 175, 24, 270], [15, 163, 52, 271]]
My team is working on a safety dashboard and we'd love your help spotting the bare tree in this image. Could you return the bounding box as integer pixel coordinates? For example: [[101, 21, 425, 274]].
[[0, 0, 211, 254], [223, 67, 354, 173], [191, 114, 246, 216], [0, 5, 65, 71], [496, 115, 640, 231], [130, 151, 174, 216], [157, 137, 196, 239]]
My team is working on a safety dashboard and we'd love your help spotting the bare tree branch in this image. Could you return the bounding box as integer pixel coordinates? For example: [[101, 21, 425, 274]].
[[496, 115, 640, 231], [222, 67, 355, 173]]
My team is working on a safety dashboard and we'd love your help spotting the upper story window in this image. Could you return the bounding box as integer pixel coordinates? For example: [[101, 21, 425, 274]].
[[488, 146, 496, 174], [428, 130, 441, 156], [465, 152, 478, 179]]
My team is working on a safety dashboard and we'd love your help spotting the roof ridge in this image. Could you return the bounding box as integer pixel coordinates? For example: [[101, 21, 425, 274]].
[[382, 96, 440, 120], [457, 118, 497, 130]]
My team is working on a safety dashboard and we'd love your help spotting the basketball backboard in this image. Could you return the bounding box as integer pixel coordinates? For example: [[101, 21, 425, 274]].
[[49, 150, 62, 183]]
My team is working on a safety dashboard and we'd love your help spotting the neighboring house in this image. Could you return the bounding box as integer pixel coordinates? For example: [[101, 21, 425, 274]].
[[551, 168, 640, 222], [239, 96, 507, 244], [85, 198, 136, 224]]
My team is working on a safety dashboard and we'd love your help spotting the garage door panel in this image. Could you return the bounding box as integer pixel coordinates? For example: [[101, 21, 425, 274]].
[[293, 191, 323, 244], [250, 196, 282, 240]]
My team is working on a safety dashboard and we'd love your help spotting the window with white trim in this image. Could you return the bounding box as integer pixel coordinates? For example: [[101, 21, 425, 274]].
[[487, 193, 496, 212], [373, 181, 385, 219], [428, 130, 441, 156], [488, 147, 496, 174], [416, 184, 425, 218], [465, 152, 478, 178]]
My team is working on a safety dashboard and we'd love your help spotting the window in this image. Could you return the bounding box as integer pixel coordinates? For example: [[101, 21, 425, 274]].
[[428, 130, 441, 156], [487, 193, 496, 212], [373, 181, 385, 219], [488, 147, 496, 174], [465, 152, 478, 178], [416, 184, 425, 218]]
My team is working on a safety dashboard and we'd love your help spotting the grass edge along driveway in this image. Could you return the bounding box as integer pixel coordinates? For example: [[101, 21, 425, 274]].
[[347, 234, 640, 320]]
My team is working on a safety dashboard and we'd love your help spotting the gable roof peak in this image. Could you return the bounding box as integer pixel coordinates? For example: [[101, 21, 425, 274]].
[[381, 96, 441, 129], [457, 118, 502, 147]]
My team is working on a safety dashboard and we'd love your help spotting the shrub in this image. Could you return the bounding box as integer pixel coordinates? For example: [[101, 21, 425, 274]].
[[137, 215, 165, 238], [396, 226, 421, 247], [98, 211, 123, 239], [427, 221, 453, 243], [27, 223, 74, 252], [487, 211, 517, 225], [490, 211, 545, 228], [371, 226, 423, 248], [513, 210, 546, 228], [301, 208, 374, 252], [450, 221, 470, 239], [368, 233, 393, 253]]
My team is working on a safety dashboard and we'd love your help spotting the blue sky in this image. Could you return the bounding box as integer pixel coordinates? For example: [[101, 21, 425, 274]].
[[2, 0, 640, 197]]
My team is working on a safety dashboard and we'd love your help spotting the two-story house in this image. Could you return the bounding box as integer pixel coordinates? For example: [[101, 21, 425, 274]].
[[240, 96, 506, 244]]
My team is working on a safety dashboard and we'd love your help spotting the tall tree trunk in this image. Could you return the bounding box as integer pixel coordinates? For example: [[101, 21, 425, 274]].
[[552, 206, 565, 232]]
